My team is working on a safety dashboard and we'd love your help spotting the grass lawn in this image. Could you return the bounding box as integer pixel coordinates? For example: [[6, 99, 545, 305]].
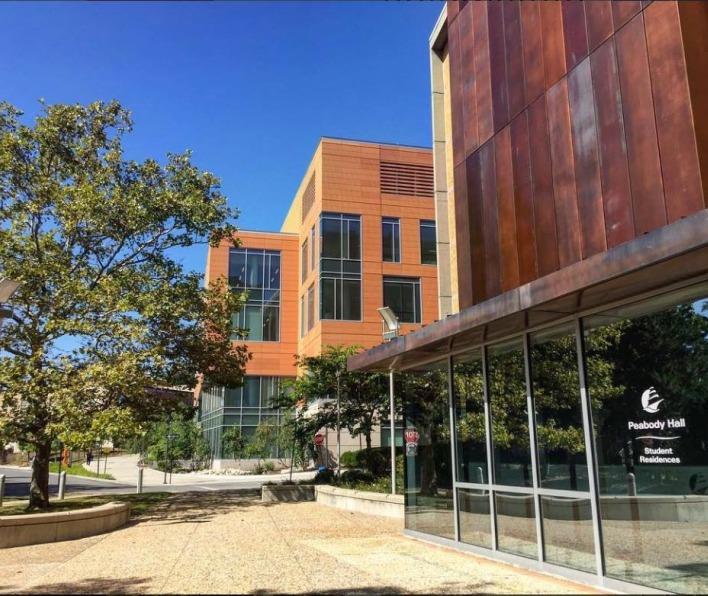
[[0, 492, 171, 518], [49, 462, 114, 480]]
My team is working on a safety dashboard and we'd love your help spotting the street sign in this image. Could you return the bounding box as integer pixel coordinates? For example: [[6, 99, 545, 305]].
[[314, 433, 325, 446], [404, 427, 419, 445]]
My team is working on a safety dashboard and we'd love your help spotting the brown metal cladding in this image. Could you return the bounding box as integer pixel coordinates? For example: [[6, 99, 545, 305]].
[[562, 0, 589, 71], [473, 1, 494, 146], [479, 141, 502, 300], [677, 2, 708, 208], [510, 112, 538, 285], [495, 126, 520, 292], [520, 2, 545, 105], [448, 15, 465, 167], [547, 79, 582, 268], [466, 152, 487, 308], [591, 39, 635, 248], [585, 1, 614, 53], [615, 13, 666, 235], [444, 0, 706, 308], [645, 1, 704, 222], [488, 1, 509, 134], [527, 96, 560, 277], [503, 1, 525, 120], [454, 161, 474, 309], [612, 0, 642, 31], [459, 5, 478, 157], [568, 58, 607, 258], [540, 2, 566, 89]]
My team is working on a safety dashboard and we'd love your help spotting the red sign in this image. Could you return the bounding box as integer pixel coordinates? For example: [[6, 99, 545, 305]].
[[314, 433, 325, 446], [404, 427, 419, 445]]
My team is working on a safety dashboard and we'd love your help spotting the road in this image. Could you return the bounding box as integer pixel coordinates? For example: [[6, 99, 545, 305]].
[[0, 465, 281, 500]]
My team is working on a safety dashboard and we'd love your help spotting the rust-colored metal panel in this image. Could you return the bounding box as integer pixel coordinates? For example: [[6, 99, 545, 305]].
[[473, 1, 494, 146], [488, 0, 509, 133], [615, 13, 667, 234], [479, 141, 502, 299], [510, 112, 538, 285], [459, 3, 478, 157], [540, 1, 566, 89], [677, 1, 708, 208], [446, 0, 460, 23], [568, 58, 606, 258], [547, 79, 582, 268], [642, 0, 653, 8], [612, 0, 641, 30], [645, 1, 704, 222], [495, 126, 520, 292], [503, 1, 526, 119], [454, 160, 474, 310], [520, 1, 545, 105], [562, 0, 588, 71], [591, 39, 635, 248], [466, 152, 487, 306], [585, 1, 614, 52], [448, 17, 465, 168], [527, 97, 560, 276]]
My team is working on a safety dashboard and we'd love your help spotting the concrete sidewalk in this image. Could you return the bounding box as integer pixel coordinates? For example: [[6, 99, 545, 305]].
[[0, 490, 603, 595], [82, 453, 316, 487]]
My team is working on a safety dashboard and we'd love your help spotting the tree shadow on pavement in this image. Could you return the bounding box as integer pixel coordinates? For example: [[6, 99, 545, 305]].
[[5, 576, 151, 595], [128, 489, 281, 526]]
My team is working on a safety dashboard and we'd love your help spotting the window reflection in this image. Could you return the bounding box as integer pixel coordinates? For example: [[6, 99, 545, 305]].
[[453, 350, 487, 484], [495, 491, 537, 559], [402, 360, 454, 541], [530, 325, 588, 491], [540, 496, 595, 573], [586, 291, 708, 593], [488, 340, 532, 487]]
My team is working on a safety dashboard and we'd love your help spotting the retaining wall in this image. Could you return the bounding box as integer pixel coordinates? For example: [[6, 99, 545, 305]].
[[0, 502, 131, 549]]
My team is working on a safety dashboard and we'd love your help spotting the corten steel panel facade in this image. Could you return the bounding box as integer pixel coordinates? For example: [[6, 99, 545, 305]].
[[446, 0, 707, 310]]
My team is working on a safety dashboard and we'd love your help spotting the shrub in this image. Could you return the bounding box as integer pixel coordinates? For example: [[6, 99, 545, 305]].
[[263, 460, 275, 472], [341, 469, 375, 485], [312, 468, 335, 484]]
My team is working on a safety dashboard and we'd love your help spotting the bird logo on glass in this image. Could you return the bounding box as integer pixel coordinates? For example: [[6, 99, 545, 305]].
[[641, 386, 663, 414]]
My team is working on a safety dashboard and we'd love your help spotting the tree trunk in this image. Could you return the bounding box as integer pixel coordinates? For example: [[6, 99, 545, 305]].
[[28, 440, 51, 510]]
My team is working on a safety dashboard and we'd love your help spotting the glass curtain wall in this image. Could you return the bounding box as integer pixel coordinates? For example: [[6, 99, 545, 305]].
[[320, 213, 361, 321], [401, 281, 708, 593], [402, 359, 455, 541]]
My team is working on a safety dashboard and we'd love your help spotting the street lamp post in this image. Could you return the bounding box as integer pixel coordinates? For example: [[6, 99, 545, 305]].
[[377, 307, 399, 496], [335, 369, 341, 480]]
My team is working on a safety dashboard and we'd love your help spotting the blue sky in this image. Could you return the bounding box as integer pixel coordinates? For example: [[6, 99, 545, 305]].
[[1, 1, 443, 277]]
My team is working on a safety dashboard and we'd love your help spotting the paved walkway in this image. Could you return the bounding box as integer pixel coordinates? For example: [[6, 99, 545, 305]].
[[0, 490, 604, 595]]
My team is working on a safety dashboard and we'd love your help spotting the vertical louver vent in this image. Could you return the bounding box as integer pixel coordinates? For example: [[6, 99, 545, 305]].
[[301, 172, 316, 223], [380, 162, 434, 198]]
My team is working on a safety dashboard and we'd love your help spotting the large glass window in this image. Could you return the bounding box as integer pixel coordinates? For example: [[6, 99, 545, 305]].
[[384, 277, 421, 324], [301, 238, 308, 283], [320, 213, 361, 321], [585, 286, 708, 593], [229, 248, 281, 342], [488, 339, 532, 487], [453, 349, 487, 484], [403, 360, 454, 541], [530, 325, 588, 492], [307, 283, 315, 332], [382, 217, 401, 263], [420, 220, 437, 265]]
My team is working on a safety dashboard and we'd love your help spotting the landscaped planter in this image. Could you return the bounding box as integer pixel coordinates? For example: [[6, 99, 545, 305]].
[[0, 502, 131, 549], [315, 486, 404, 519], [261, 484, 315, 502]]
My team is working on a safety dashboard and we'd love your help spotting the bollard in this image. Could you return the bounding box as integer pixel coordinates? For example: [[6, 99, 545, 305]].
[[58, 471, 67, 500], [137, 467, 144, 494], [0, 474, 5, 507], [627, 472, 637, 496]]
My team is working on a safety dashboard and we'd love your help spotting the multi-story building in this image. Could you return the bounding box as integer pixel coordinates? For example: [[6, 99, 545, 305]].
[[350, 2, 708, 594], [199, 137, 438, 467]]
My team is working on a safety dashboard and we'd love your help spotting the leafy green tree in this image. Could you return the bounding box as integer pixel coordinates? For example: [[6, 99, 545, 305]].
[[222, 426, 246, 463], [245, 421, 276, 470], [275, 346, 390, 467], [0, 100, 249, 509]]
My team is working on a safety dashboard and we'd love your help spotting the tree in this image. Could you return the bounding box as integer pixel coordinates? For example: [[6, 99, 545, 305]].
[[0, 100, 249, 509], [245, 421, 276, 470], [222, 426, 246, 463], [275, 346, 390, 467]]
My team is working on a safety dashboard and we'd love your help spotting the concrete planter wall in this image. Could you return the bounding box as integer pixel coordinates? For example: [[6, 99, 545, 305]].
[[315, 486, 404, 519], [261, 484, 315, 502], [0, 502, 131, 549]]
